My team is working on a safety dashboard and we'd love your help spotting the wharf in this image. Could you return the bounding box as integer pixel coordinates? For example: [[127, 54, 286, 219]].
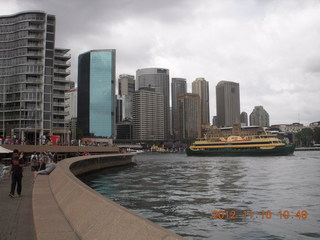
[[0, 166, 35, 240], [1, 145, 119, 163], [295, 147, 320, 151]]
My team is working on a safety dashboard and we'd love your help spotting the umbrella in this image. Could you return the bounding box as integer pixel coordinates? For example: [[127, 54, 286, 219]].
[[0, 146, 13, 154]]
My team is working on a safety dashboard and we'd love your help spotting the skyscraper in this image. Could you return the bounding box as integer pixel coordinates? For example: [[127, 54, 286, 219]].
[[77, 49, 116, 138], [136, 68, 169, 139], [65, 88, 77, 120], [216, 81, 240, 127], [117, 74, 135, 121], [240, 112, 248, 126], [0, 11, 71, 144], [171, 78, 186, 138], [249, 106, 270, 127], [177, 93, 201, 140], [133, 87, 164, 141], [192, 77, 210, 125]]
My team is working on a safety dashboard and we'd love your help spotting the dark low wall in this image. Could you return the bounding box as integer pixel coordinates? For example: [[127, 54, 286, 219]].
[[70, 154, 132, 176], [40, 153, 185, 240]]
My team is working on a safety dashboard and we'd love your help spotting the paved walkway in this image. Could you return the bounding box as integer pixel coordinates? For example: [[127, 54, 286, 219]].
[[0, 165, 35, 240]]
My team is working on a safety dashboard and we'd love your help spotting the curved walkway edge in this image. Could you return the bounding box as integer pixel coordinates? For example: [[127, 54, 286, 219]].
[[33, 153, 185, 240]]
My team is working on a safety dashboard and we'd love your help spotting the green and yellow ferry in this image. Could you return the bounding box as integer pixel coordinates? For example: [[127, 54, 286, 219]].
[[186, 135, 295, 157]]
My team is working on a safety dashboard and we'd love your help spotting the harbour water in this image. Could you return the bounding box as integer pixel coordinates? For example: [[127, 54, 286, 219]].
[[80, 151, 320, 240]]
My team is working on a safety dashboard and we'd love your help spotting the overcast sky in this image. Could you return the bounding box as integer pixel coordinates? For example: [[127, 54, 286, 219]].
[[1, 0, 320, 125]]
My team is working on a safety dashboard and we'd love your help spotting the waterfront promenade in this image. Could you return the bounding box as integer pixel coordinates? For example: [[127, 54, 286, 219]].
[[0, 167, 35, 240], [0, 153, 184, 240]]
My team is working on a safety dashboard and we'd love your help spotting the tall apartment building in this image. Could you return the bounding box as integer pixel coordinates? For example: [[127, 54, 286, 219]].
[[216, 81, 240, 127], [136, 68, 169, 139], [0, 11, 71, 144], [240, 111, 248, 126], [133, 87, 164, 141], [53, 48, 71, 140], [192, 77, 210, 125], [177, 93, 201, 140], [171, 78, 187, 138], [65, 88, 77, 141], [249, 106, 270, 127], [77, 49, 116, 138]]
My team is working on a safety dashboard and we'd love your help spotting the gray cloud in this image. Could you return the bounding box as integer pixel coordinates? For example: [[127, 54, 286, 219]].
[[1, 0, 320, 125]]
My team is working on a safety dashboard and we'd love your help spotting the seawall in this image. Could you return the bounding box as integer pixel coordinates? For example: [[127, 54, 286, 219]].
[[33, 153, 184, 239]]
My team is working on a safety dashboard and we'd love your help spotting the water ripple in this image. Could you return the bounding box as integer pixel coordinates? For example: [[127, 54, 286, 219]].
[[80, 151, 320, 240]]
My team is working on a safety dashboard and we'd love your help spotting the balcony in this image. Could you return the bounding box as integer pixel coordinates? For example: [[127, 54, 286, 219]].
[[26, 77, 42, 83], [27, 25, 44, 31], [27, 42, 44, 49], [26, 51, 43, 57], [53, 102, 69, 107], [52, 118, 66, 123], [53, 94, 68, 99], [54, 77, 72, 83], [55, 60, 71, 68], [28, 33, 43, 39], [53, 110, 68, 116], [54, 69, 71, 75], [53, 85, 70, 91], [54, 52, 71, 59]]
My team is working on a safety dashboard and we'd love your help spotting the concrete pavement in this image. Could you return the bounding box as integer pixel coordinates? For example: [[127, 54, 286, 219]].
[[0, 165, 35, 240]]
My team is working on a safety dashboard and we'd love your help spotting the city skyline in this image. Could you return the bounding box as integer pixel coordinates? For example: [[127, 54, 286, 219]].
[[1, 1, 320, 125]]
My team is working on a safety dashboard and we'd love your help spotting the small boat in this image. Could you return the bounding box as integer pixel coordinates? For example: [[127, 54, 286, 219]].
[[186, 135, 295, 157]]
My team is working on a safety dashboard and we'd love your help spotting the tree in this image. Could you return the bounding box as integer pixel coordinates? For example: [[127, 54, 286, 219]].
[[76, 128, 84, 140], [295, 128, 313, 147], [313, 127, 320, 144]]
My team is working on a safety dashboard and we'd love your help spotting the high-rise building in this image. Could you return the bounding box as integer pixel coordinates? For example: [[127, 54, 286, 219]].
[[171, 78, 187, 138], [240, 112, 248, 126], [136, 68, 169, 139], [53, 48, 71, 142], [177, 93, 201, 140], [249, 106, 269, 127], [0, 11, 71, 144], [117, 74, 135, 121], [133, 87, 164, 141], [65, 89, 77, 120], [77, 49, 116, 138], [212, 116, 218, 127], [65, 88, 77, 141], [192, 77, 210, 125], [216, 81, 240, 127]]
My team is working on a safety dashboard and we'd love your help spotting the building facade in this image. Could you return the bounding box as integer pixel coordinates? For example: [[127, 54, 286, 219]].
[[249, 106, 269, 127], [0, 11, 71, 144], [177, 93, 201, 140], [133, 87, 164, 141], [240, 111, 248, 126], [136, 68, 169, 139], [65, 88, 77, 120], [117, 74, 135, 122], [192, 77, 210, 125], [171, 78, 187, 138], [216, 81, 240, 127], [65, 88, 77, 141], [77, 49, 115, 138], [52, 48, 71, 141]]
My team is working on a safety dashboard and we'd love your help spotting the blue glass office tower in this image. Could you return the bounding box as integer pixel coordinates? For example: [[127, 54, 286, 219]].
[[78, 50, 115, 138]]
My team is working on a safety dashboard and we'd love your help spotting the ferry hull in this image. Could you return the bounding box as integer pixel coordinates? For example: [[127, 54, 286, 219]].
[[186, 145, 295, 157]]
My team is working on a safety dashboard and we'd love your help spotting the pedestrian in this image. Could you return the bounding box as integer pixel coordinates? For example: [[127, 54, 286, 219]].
[[30, 151, 38, 171], [8, 149, 24, 198]]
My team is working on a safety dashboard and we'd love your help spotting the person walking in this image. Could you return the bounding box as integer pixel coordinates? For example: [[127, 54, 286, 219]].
[[8, 149, 24, 198]]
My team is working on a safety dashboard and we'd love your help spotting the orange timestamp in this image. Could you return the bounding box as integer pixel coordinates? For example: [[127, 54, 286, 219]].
[[211, 210, 309, 220]]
